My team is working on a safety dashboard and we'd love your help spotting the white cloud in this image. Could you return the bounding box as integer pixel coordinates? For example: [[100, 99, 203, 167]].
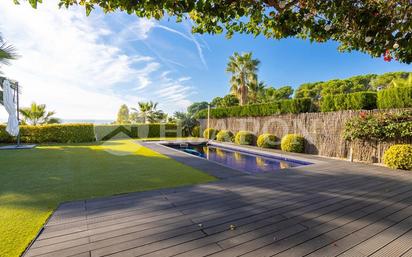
[[119, 18, 156, 41], [155, 24, 208, 68], [117, 18, 208, 69], [178, 77, 191, 82], [0, 1, 196, 120]]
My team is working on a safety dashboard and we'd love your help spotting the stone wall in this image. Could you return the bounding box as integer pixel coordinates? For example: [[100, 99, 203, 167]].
[[199, 108, 412, 163]]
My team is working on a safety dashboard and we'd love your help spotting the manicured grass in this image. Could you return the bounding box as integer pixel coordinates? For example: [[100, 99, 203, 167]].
[[0, 139, 215, 257]]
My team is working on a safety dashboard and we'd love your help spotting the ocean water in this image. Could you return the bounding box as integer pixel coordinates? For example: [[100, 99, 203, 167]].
[[61, 119, 114, 124], [0, 119, 114, 124]]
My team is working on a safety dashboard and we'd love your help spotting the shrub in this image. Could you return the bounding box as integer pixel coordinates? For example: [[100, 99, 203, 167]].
[[0, 124, 95, 143], [0, 123, 186, 143], [191, 126, 200, 137], [0, 125, 15, 143], [320, 92, 377, 112], [257, 133, 278, 148], [383, 144, 412, 170], [343, 110, 412, 142], [281, 134, 305, 153], [377, 86, 412, 109], [216, 130, 234, 142], [234, 131, 256, 145], [203, 128, 219, 140], [195, 98, 314, 119]]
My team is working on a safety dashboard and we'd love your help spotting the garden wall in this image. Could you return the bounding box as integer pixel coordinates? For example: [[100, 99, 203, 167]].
[[200, 108, 412, 163]]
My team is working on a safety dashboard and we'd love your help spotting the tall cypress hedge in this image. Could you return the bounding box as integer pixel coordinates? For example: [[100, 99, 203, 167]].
[[195, 98, 314, 119], [320, 92, 377, 112], [377, 86, 412, 109]]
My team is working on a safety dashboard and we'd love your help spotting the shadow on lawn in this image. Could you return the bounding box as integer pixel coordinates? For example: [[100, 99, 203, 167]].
[[22, 151, 412, 257]]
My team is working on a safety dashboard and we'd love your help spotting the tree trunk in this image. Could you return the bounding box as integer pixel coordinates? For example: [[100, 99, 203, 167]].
[[240, 85, 248, 106]]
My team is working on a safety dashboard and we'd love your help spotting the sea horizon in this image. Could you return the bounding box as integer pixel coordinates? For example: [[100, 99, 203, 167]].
[[0, 118, 114, 125], [61, 119, 114, 124]]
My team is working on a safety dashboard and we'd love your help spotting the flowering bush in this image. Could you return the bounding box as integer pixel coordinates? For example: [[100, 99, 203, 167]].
[[343, 111, 412, 142]]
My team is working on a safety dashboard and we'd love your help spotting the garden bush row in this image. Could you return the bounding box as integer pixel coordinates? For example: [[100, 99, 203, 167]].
[[377, 86, 412, 109], [195, 98, 315, 119], [204, 128, 305, 153], [0, 123, 185, 143], [320, 92, 377, 112], [320, 87, 412, 112], [0, 124, 96, 143], [196, 87, 411, 119], [204, 127, 411, 170]]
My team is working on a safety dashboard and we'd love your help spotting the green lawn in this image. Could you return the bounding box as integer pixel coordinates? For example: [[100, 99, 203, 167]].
[[0, 139, 215, 257]]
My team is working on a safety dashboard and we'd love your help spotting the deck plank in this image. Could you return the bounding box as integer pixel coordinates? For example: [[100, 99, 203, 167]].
[[23, 144, 412, 257]]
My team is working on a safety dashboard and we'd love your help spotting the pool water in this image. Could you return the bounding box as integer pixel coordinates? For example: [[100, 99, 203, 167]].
[[164, 143, 311, 174]]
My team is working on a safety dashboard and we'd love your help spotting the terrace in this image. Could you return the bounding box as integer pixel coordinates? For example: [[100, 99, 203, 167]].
[[1, 1, 411, 257], [17, 139, 412, 257]]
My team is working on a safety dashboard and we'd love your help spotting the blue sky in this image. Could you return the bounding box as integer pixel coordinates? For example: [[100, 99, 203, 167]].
[[0, 0, 410, 120]]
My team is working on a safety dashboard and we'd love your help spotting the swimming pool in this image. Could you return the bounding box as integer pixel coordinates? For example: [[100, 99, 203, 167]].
[[163, 142, 312, 174]]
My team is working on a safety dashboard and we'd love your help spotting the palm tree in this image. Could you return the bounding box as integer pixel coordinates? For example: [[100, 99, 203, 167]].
[[19, 102, 60, 125], [248, 81, 266, 103], [0, 33, 18, 69], [226, 52, 260, 105], [132, 101, 164, 123], [0, 34, 18, 106], [174, 111, 198, 136]]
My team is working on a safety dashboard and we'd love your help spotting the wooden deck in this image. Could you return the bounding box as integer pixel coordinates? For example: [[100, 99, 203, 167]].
[[24, 147, 412, 257]]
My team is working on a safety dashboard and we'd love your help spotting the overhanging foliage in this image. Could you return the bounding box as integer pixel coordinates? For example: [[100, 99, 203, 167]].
[[21, 0, 412, 63]]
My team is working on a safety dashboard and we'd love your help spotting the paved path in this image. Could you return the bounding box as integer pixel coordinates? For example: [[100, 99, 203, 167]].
[[24, 143, 412, 257]]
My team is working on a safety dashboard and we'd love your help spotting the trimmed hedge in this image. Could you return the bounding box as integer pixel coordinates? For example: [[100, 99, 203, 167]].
[[377, 86, 412, 109], [0, 124, 95, 143], [203, 128, 219, 140], [257, 133, 277, 148], [0, 123, 185, 143], [281, 134, 305, 153], [216, 130, 234, 142], [320, 92, 377, 112], [235, 131, 256, 145], [196, 98, 314, 119], [94, 123, 184, 141], [383, 144, 412, 170]]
